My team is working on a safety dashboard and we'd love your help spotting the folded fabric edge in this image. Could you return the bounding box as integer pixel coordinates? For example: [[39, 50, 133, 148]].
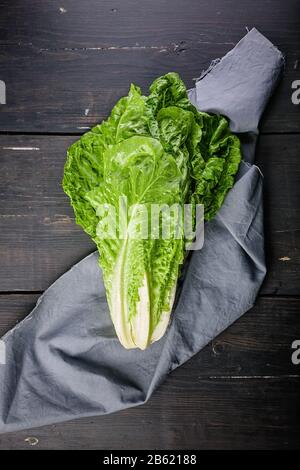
[[192, 27, 284, 86]]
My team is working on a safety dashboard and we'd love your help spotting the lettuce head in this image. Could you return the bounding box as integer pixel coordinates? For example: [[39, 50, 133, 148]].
[[63, 73, 241, 350]]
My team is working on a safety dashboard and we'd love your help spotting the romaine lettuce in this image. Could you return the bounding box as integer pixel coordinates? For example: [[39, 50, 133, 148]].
[[63, 73, 241, 349]]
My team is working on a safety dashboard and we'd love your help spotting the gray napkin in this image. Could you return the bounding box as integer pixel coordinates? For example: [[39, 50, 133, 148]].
[[0, 28, 284, 433]]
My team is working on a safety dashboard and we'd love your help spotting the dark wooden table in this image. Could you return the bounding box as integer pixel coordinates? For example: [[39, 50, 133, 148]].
[[0, 0, 299, 450]]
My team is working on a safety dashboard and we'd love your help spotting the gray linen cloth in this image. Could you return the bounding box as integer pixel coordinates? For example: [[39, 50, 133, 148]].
[[0, 28, 284, 433]]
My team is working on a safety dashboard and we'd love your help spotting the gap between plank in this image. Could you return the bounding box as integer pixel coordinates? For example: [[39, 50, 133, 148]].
[[0, 291, 43, 296], [207, 374, 300, 380], [1, 292, 300, 299], [0, 131, 300, 138]]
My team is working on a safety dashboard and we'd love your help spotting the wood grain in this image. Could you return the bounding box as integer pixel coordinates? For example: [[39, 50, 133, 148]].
[[0, 295, 299, 449], [256, 135, 300, 295], [0, 134, 299, 294], [0, 0, 299, 133], [1, 0, 299, 50], [0, 0, 299, 450], [0, 295, 299, 377], [0, 376, 298, 449]]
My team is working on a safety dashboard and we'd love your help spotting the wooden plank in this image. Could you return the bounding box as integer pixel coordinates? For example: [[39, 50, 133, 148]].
[[0, 0, 299, 133], [0, 0, 298, 452], [0, 46, 297, 134], [0, 296, 299, 449], [0, 375, 299, 449], [0, 134, 299, 293], [0, 136, 94, 290], [0, 294, 39, 333], [256, 135, 300, 295], [1, 0, 299, 50], [0, 295, 299, 378]]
